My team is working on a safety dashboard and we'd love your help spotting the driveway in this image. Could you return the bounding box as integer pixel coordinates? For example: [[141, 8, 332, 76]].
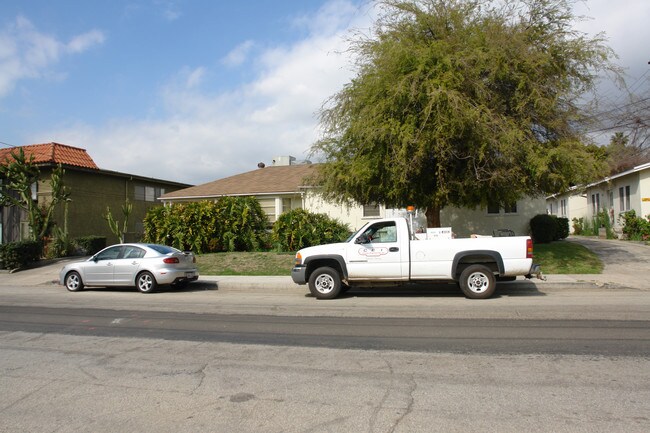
[[565, 237, 650, 290]]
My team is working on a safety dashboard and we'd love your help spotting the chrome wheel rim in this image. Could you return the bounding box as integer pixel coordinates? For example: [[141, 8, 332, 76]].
[[467, 272, 489, 293], [314, 274, 335, 294], [138, 274, 153, 292], [66, 274, 80, 290]]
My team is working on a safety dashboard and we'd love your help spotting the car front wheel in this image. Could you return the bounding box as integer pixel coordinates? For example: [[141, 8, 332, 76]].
[[308, 266, 341, 299], [65, 271, 84, 292], [136, 271, 158, 293]]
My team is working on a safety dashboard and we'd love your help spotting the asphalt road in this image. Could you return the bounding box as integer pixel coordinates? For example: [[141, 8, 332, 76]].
[[1, 304, 650, 357], [2, 285, 650, 432]]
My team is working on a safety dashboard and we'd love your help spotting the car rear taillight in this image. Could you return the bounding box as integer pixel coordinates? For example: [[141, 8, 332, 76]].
[[526, 239, 533, 259], [163, 257, 180, 264]]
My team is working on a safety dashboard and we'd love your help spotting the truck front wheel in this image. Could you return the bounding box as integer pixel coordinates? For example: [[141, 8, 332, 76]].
[[308, 267, 342, 299], [459, 265, 496, 299]]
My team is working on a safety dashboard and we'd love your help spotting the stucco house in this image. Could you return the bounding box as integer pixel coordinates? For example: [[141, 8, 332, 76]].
[[0, 143, 191, 244], [547, 162, 650, 236], [160, 155, 546, 236]]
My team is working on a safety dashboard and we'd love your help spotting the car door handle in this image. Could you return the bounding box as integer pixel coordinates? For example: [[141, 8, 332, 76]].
[[389, 247, 399, 252]]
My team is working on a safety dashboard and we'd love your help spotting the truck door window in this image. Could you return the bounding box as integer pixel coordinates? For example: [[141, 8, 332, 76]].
[[361, 221, 397, 243]]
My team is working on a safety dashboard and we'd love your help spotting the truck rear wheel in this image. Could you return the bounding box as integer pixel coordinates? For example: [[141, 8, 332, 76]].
[[308, 267, 341, 299], [459, 264, 496, 299]]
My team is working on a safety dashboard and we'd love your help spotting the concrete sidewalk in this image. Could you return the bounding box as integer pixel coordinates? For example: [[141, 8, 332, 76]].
[[1, 236, 647, 291]]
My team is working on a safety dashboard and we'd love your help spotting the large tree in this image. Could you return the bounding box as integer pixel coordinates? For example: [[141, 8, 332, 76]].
[[311, 0, 618, 226]]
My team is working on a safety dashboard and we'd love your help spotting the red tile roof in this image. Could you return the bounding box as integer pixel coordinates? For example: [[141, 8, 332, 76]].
[[161, 163, 319, 200], [0, 142, 99, 169]]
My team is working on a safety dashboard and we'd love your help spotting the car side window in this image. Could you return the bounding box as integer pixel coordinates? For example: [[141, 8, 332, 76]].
[[95, 246, 123, 261], [123, 247, 145, 259]]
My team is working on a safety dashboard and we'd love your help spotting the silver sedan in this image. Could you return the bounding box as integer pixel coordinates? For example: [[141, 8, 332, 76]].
[[59, 243, 199, 293]]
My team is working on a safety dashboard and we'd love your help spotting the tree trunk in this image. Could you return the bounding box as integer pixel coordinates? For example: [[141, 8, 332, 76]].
[[425, 205, 441, 228]]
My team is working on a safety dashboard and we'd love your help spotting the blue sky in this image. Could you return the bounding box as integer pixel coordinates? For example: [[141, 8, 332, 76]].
[[1, 0, 648, 185]]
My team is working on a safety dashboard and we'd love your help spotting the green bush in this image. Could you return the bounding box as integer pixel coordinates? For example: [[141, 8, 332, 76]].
[[272, 208, 350, 251], [620, 210, 650, 241], [529, 214, 557, 243], [572, 217, 584, 235], [74, 236, 107, 255], [556, 217, 570, 240], [0, 240, 42, 270], [142, 197, 269, 253]]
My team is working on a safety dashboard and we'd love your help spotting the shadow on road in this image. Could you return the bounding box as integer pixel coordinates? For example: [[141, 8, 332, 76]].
[[326, 281, 545, 299]]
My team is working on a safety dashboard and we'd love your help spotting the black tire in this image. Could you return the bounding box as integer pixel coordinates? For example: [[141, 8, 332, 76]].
[[136, 271, 158, 293], [458, 265, 496, 299], [308, 266, 342, 299], [64, 271, 84, 292]]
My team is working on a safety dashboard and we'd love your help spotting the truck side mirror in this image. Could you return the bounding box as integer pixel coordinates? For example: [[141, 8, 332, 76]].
[[355, 235, 369, 244]]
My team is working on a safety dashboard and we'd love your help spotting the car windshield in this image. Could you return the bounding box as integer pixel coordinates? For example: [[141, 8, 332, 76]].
[[147, 244, 180, 255]]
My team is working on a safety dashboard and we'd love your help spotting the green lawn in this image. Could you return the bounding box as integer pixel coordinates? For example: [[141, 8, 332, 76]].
[[195, 241, 603, 276], [532, 241, 603, 274], [196, 251, 295, 276]]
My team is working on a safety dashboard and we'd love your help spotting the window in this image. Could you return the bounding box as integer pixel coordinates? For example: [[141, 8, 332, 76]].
[[123, 246, 145, 259], [591, 193, 600, 214], [95, 246, 123, 261], [560, 199, 567, 217], [258, 198, 276, 223], [363, 203, 381, 218], [361, 221, 397, 243], [135, 185, 166, 202], [282, 198, 292, 214], [619, 186, 631, 211], [30, 182, 37, 201], [487, 201, 517, 215], [487, 203, 500, 214], [503, 202, 517, 214]]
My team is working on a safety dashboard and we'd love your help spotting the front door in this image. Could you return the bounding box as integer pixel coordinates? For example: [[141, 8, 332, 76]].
[[83, 245, 123, 285], [347, 221, 404, 280]]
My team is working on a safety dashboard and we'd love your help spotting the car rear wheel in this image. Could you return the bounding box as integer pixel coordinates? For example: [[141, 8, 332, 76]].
[[459, 264, 496, 299], [65, 271, 84, 292], [137, 271, 158, 293]]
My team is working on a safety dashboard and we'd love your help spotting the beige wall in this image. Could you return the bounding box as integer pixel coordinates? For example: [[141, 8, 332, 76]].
[[303, 193, 384, 232], [441, 197, 546, 238]]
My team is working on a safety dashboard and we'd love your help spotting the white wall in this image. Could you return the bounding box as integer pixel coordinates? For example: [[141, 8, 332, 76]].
[[641, 169, 650, 218]]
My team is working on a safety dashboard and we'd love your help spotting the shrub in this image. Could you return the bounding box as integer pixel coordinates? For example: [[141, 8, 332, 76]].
[[556, 217, 570, 240], [272, 208, 350, 251], [572, 217, 584, 235], [74, 236, 107, 255], [142, 197, 269, 253], [620, 210, 650, 241], [529, 214, 557, 243], [0, 240, 42, 270]]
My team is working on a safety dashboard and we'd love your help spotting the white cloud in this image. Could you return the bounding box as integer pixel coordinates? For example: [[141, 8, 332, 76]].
[[0, 16, 104, 98], [67, 30, 105, 53], [44, 1, 369, 185], [222, 40, 255, 67]]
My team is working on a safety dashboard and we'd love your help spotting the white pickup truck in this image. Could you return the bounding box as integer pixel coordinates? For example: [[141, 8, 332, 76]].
[[291, 217, 543, 299]]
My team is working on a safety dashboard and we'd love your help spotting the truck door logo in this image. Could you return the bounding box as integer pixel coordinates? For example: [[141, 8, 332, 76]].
[[358, 247, 388, 257]]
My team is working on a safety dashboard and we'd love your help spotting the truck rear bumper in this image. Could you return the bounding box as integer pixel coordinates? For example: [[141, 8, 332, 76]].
[[526, 264, 546, 281], [291, 266, 307, 285]]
